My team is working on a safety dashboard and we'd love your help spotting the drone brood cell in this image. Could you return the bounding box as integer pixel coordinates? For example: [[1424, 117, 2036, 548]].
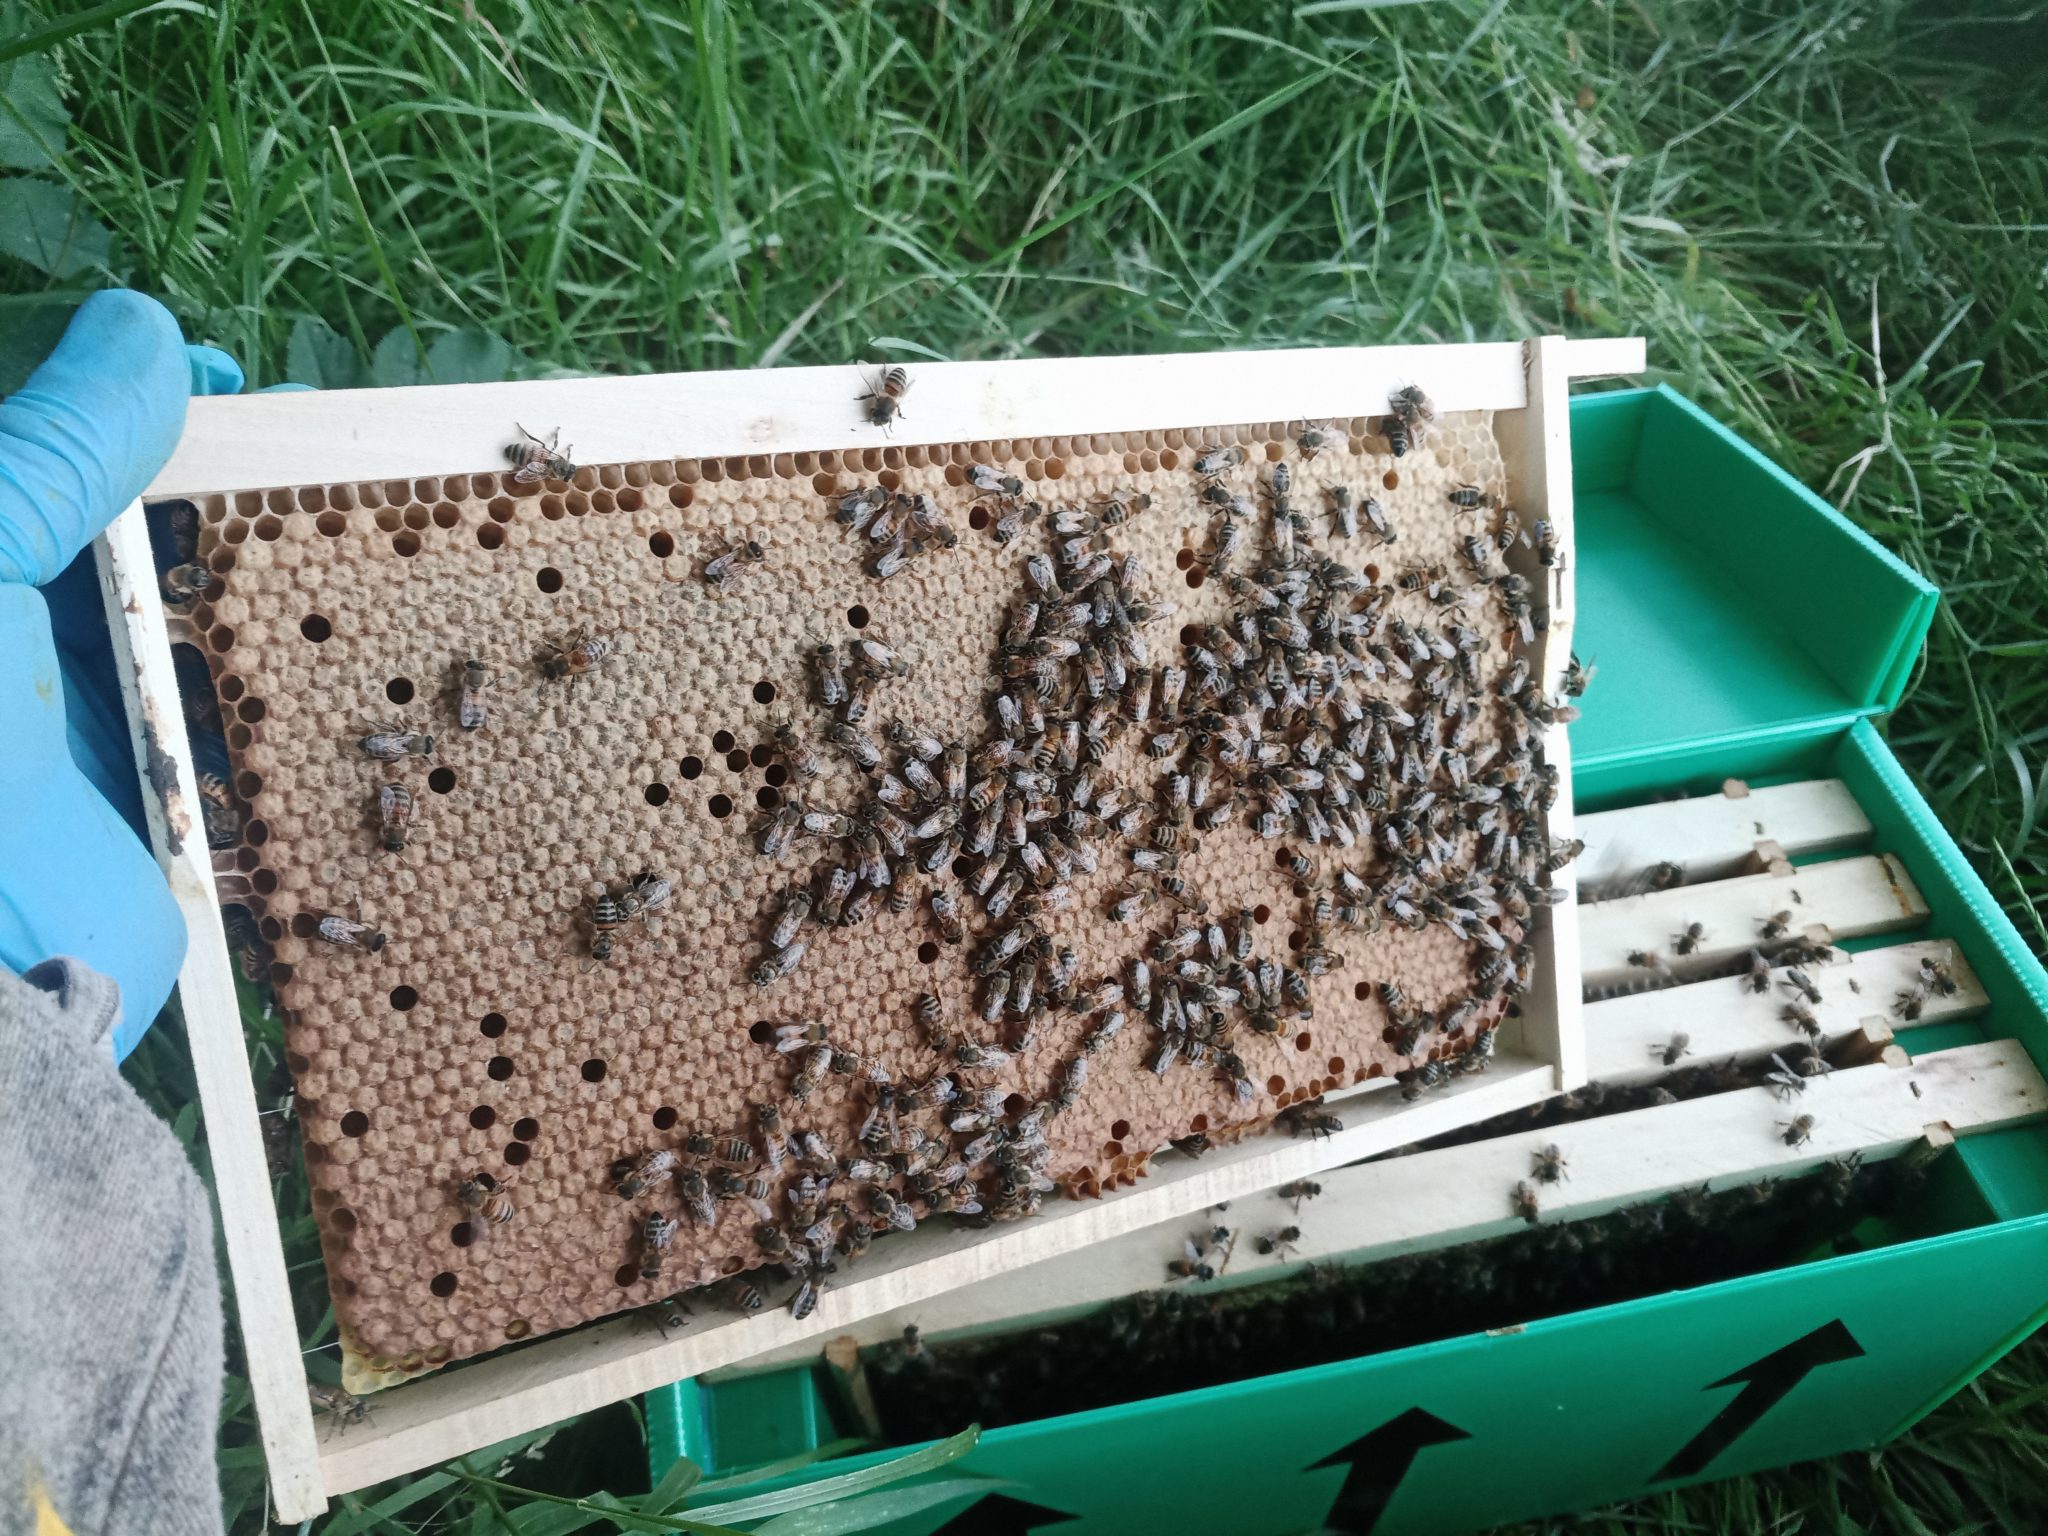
[[184, 410, 1547, 1379]]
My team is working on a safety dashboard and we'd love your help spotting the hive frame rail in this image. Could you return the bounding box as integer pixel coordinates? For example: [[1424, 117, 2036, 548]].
[[1578, 777, 1874, 894], [107, 335, 1642, 1520], [708, 1038, 2046, 1377]]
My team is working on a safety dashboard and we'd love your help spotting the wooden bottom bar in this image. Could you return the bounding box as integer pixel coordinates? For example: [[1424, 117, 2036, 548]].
[[708, 1039, 2047, 1377]]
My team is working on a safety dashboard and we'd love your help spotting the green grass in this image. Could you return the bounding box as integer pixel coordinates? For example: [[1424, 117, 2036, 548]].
[[8, 0, 2048, 1528]]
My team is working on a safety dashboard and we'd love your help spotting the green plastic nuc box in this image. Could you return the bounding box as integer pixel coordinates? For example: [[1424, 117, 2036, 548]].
[[643, 387, 2048, 1535]]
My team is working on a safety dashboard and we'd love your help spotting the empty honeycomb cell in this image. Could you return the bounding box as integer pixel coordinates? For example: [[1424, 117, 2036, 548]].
[[428, 767, 457, 794], [514, 1117, 539, 1141], [477, 523, 505, 551], [648, 531, 675, 558], [678, 756, 703, 780], [341, 1110, 370, 1137], [723, 750, 748, 773], [469, 1106, 496, 1130], [581, 1059, 607, 1083], [391, 986, 419, 1011], [430, 1272, 458, 1297], [300, 614, 333, 642], [536, 567, 564, 593], [1267, 1075, 1287, 1096], [244, 821, 269, 847], [480, 1013, 507, 1037], [402, 505, 430, 532], [1189, 1113, 1208, 1132], [237, 697, 267, 723], [1383, 469, 1400, 490], [505, 1142, 531, 1167], [644, 783, 669, 807], [487, 1057, 514, 1081], [211, 625, 237, 652]]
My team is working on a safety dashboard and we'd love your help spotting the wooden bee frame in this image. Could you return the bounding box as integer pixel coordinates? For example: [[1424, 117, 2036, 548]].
[[100, 335, 1639, 1520]]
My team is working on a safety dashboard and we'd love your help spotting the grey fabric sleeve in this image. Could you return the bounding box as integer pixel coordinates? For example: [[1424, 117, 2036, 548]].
[[0, 959, 225, 1536]]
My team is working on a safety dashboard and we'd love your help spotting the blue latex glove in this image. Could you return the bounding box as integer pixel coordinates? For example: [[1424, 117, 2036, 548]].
[[0, 290, 246, 1059]]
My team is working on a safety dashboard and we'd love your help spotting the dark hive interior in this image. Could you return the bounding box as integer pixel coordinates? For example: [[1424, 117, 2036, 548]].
[[165, 402, 1571, 1382]]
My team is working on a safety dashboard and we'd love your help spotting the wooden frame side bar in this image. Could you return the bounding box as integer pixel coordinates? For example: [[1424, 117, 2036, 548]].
[[93, 504, 328, 1522]]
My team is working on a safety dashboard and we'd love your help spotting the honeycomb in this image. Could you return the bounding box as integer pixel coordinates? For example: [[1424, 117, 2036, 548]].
[[170, 407, 1544, 1379]]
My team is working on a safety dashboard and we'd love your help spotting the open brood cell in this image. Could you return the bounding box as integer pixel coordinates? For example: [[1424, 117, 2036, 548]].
[[163, 399, 1576, 1384], [701, 772, 2044, 1437]]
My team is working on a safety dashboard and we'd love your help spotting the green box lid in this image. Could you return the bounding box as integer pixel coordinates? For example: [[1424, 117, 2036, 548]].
[[1568, 386, 1938, 775]]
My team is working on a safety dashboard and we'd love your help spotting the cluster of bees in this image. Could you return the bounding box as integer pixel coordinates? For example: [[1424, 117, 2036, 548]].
[[869, 1146, 1918, 1440], [206, 378, 1588, 1341], [561, 383, 1587, 1322]]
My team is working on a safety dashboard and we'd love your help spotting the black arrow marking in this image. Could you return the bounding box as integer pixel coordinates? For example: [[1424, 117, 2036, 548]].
[[1656, 1318, 1867, 1482], [1310, 1406, 1473, 1535], [928, 1489, 1077, 1536]]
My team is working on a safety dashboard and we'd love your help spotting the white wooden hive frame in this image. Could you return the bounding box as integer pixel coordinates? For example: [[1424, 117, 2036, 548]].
[[100, 334, 1642, 1520]]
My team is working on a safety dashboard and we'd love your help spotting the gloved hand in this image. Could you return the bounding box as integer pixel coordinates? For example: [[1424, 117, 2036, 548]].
[[0, 290, 247, 1059]]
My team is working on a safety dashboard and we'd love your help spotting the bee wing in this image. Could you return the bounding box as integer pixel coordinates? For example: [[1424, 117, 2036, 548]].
[[887, 1205, 918, 1232]]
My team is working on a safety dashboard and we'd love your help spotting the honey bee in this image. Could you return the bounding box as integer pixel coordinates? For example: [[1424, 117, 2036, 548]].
[[359, 719, 435, 761], [869, 1189, 917, 1233], [1759, 909, 1796, 941], [618, 871, 673, 925], [313, 901, 386, 952], [1297, 421, 1335, 459], [1651, 1031, 1691, 1065], [1672, 921, 1706, 956], [712, 1135, 755, 1167], [507, 423, 576, 484], [677, 1168, 716, 1226], [1779, 1114, 1817, 1148], [584, 888, 628, 966], [1784, 999, 1822, 1039], [1279, 1178, 1322, 1211], [309, 1383, 372, 1437], [929, 887, 965, 945], [160, 561, 213, 605], [1561, 652, 1594, 698], [539, 626, 615, 682], [1743, 949, 1773, 994], [857, 364, 913, 429], [1511, 1180, 1541, 1224], [1193, 444, 1247, 479], [1764, 1052, 1808, 1100], [703, 537, 765, 593], [1388, 383, 1437, 444], [1531, 1144, 1569, 1184], [724, 1278, 765, 1314], [196, 772, 241, 850], [755, 1103, 786, 1173], [639, 1212, 679, 1280], [1920, 953, 1961, 997], [375, 782, 414, 853], [771, 721, 821, 784], [1533, 519, 1559, 568], [759, 801, 803, 860], [615, 1149, 676, 1199], [1255, 1225, 1303, 1259], [458, 658, 494, 730], [456, 1174, 516, 1228], [968, 463, 1023, 498], [1781, 968, 1823, 1005], [1447, 484, 1487, 510], [1166, 1237, 1218, 1282], [1893, 984, 1926, 1022]]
